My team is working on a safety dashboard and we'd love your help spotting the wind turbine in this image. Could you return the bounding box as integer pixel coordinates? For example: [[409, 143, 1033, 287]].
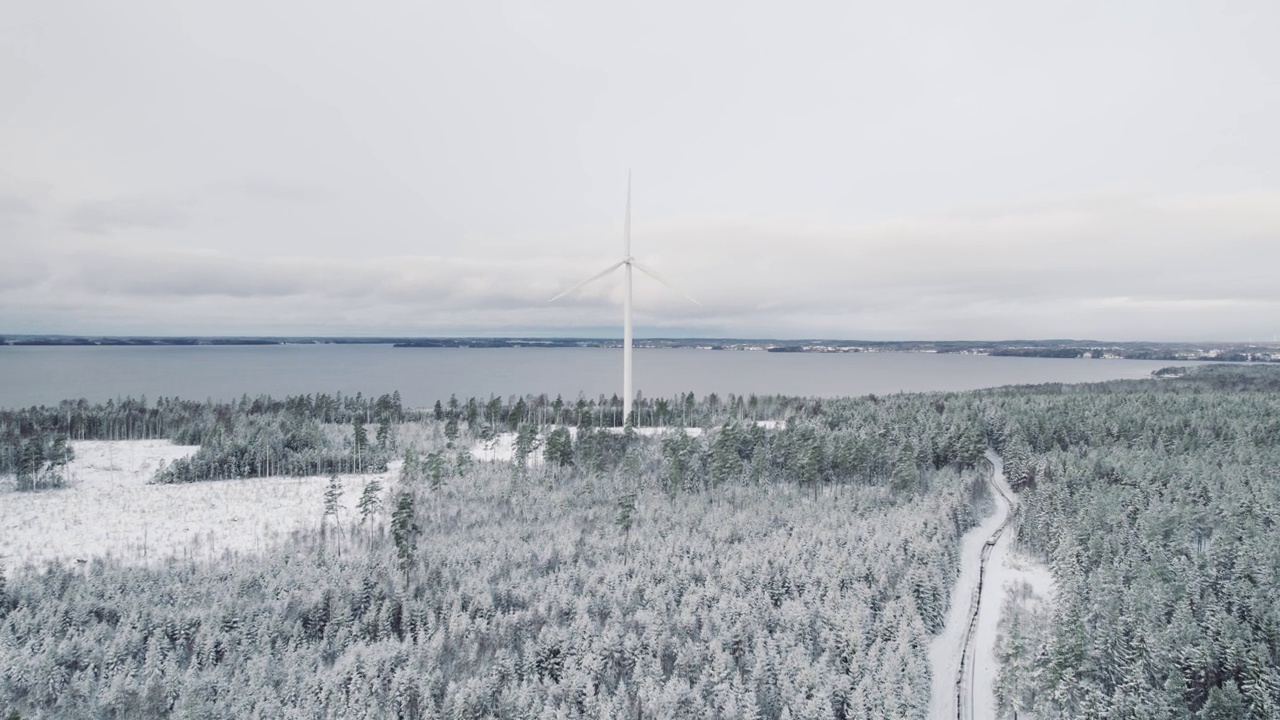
[[550, 173, 699, 426]]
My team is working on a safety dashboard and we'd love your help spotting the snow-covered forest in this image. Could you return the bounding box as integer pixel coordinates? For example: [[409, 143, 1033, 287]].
[[2, 366, 1279, 718], [2, 389, 990, 718], [986, 366, 1280, 718]]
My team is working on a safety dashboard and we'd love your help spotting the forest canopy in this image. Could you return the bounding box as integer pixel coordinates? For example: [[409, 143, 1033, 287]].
[[2, 364, 1279, 718]]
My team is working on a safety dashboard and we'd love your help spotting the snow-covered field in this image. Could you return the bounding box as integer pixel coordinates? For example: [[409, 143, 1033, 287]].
[[0, 440, 393, 575], [928, 452, 1055, 720]]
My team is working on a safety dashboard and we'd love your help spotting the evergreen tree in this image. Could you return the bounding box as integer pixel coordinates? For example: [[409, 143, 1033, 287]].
[[444, 417, 459, 448], [376, 417, 391, 450], [709, 426, 743, 487], [391, 492, 420, 577], [513, 423, 538, 471], [357, 480, 382, 523], [400, 449, 421, 484], [323, 474, 344, 528], [544, 427, 574, 467], [615, 492, 637, 557], [891, 443, 920, 494], [454, 448, 472, 475], [352, 416, 368, 473], [426, 451, 446, 490]]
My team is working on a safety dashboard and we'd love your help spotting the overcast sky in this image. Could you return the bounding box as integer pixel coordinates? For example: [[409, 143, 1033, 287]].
[[2, 1, 1278, 340]]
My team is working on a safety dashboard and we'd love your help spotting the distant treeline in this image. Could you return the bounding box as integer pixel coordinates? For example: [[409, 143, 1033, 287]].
[[0, 389, 881, 488], [6, 337, 280, 346], [991, 347, 1103, 359], [0, 393, 415, 487], [991, 346, 1279, 362], [7, 335, 1280, 361]]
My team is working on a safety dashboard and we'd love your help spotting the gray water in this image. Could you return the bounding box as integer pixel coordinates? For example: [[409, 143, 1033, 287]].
[[0, 344, 1194, 409]]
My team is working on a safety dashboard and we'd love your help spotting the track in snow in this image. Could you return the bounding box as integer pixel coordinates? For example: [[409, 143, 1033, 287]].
[[928, 451, 1015, 720]]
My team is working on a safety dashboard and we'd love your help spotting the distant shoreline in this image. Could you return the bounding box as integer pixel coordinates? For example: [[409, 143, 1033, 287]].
[[0, 335, 1277, 363]]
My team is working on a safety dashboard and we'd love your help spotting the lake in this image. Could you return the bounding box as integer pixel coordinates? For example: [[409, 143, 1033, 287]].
[[0, 344, 1197, 409]]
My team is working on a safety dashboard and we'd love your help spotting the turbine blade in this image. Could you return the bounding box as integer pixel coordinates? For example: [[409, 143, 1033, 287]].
[[624, 170, 632, 258], [631, 260, 702, 306], [548, 260, 625, 302]]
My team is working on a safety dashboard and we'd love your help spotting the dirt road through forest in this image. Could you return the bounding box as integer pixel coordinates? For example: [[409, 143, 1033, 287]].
[[927, 451, 1013, 720]]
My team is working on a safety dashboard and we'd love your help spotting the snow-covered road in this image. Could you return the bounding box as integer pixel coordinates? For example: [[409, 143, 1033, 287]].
[[928, 451, 1013, 720], [929, 451, 1057, 719], [966, 454, 1017, 719]]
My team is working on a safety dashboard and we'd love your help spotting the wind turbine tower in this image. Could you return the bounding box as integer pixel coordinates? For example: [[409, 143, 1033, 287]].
[[550, 173, 698, 425]]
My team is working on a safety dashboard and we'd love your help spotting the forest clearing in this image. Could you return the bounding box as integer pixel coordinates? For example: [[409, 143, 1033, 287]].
[[0, 441, 391, 574]]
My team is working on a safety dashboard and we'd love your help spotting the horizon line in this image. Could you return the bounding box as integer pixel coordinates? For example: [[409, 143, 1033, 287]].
[[2, 333, 1277, 346]]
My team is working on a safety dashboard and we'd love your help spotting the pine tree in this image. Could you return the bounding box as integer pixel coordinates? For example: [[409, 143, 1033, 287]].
[[615, 493, 637, 557], [544, 427, 574, 467], [400, 450, 421, 484], [891, 443, 919, 494], [376, 418, 391, 450], [710, 424, 744, 487], [357, 480, 382, 523], [444, 417, 459, 448], [426, 452, 446, 490], [391, 492, 420, 578], [323, 474, 344, 528], [514, 423, 538, 472], [323, 473, 345, 556], [352, 416, 368, 473], [510, 397, 528, 431], [16, 435, 45, 491]]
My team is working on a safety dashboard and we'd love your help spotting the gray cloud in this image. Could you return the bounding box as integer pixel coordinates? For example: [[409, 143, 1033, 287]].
[[1, 188, 1275, 340], [67, 198, 191, 235], [211, 176, 335, 204], [0, 253, 48, 292], [0, 194, 36, 216]]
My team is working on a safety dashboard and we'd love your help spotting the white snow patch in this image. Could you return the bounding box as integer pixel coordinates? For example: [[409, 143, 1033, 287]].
[[470, 432, 524, 464], [0, 440, 395, 575], [1000, 552, 1056, 607], [625, 426, 705, 438]]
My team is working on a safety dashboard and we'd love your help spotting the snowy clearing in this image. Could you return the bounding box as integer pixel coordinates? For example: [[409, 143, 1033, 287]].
[[928, 452, 1055, 720], [0, 440, 394, 575]]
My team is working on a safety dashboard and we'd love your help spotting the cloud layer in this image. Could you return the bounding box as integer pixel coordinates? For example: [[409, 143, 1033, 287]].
[[2, 188, 1277, 340]]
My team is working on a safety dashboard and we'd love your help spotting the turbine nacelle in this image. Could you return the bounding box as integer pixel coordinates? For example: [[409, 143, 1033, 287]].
[[548, 258, 699, 306]]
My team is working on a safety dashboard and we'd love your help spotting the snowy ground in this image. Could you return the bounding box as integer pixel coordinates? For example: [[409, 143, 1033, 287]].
[[0, 440, 394, 576], [469, 432, 529, 464], [928, 452, 1054, 720]]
